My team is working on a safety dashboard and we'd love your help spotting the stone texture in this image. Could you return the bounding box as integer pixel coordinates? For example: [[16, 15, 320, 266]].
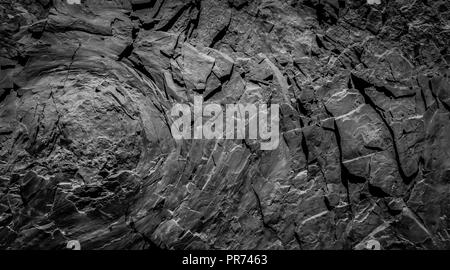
[[0, 0, 449, 250]]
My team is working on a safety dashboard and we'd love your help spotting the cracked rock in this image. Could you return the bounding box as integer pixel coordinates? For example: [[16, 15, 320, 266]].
[[0, 0, 449, 250]]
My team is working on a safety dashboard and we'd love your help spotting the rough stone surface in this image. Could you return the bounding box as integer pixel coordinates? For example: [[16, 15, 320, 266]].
[[0, 0, 449, 250]]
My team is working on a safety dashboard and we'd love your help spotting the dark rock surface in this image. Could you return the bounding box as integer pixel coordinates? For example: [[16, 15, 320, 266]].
[[0, 0, 449, 250]]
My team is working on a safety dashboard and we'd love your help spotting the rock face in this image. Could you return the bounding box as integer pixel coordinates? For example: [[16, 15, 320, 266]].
[[0, 0, 449, 250]]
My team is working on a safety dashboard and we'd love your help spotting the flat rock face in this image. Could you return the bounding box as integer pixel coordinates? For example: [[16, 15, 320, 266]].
[[0, 0, 449, 250]]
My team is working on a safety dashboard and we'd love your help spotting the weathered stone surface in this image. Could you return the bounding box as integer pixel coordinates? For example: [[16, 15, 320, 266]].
[[0, 0, 449, 250]]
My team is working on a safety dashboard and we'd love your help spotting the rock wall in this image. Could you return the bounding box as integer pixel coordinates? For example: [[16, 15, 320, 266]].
[[0, 0, 449, 249]]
